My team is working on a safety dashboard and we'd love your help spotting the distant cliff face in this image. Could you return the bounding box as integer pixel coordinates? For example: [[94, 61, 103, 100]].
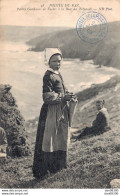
[[0, 84, 31, 157], [27, 21, 120, 69]]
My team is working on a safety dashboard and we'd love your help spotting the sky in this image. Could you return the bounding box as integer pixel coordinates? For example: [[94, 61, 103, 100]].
[[0, 0, 120, 27]]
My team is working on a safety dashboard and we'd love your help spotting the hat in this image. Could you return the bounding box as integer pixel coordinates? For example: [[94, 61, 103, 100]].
[[44, 48, 62, 66]]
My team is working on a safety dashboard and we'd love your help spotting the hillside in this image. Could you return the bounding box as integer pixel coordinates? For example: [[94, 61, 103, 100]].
[[0, 75, 120, 188], [27, 21, 120, 69]]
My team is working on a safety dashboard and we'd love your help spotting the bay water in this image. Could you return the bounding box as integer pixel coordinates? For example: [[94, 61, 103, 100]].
[[0, 41, 119, 120]]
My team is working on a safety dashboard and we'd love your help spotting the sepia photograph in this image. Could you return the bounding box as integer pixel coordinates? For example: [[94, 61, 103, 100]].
[[0, 0, 120, 191]]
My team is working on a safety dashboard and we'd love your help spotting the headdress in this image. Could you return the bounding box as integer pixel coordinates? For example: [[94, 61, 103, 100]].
[[44, 48, 62, 66]]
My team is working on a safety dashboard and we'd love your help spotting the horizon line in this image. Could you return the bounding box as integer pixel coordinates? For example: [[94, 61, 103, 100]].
[[0, 20, 120, 28]]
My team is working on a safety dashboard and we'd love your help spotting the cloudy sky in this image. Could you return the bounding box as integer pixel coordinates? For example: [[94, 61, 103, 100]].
[[0, 0, 120, 27]]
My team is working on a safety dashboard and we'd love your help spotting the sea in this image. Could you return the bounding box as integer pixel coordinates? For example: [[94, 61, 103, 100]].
[[0, 41, 119, 120]]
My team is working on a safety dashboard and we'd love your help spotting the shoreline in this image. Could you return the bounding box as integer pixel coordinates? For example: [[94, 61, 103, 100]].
[[0, 40, 119, 120], [24, 64, 120, 121]]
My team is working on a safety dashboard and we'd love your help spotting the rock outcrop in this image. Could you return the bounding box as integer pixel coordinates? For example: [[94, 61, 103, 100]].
[[0, 84, 31, 157]]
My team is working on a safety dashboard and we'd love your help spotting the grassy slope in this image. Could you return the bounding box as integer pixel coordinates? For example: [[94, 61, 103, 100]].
[[27, 21, 120, 69], [0, 76, 120, 188]]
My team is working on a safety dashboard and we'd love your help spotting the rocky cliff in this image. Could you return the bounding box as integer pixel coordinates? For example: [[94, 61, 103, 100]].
[[27, 21, 120, 69], [0, 84, 31, 157]]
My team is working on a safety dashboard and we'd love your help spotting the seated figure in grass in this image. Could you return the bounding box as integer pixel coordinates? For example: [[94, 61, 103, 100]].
[[0, 127, 8, 158], [75, 100, 111, 140]]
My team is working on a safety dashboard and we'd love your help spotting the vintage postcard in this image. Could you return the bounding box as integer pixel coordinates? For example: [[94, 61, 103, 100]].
[[0, 0, 120, 193]]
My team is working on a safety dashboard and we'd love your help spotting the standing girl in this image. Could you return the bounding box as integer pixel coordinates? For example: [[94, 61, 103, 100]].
[[33, 48, 77, 178]]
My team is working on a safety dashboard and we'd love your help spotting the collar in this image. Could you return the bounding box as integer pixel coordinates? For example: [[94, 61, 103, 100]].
[[98, 107, 107, 114], [48, 68, 59, 75], [100, 107, 107, 112]]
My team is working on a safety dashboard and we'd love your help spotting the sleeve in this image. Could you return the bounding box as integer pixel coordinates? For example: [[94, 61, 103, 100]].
[[43, 74, 54, 93], [43, 74, 63, 105], [64, 85, 69, 94], [92, 112, 106, 130]]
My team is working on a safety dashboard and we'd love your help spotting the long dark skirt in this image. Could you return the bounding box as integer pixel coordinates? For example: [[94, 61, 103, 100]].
[[33, 103, 67, 178]]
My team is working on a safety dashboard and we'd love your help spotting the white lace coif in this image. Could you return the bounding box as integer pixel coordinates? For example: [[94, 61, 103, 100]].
[[44, 48, 62, 66]]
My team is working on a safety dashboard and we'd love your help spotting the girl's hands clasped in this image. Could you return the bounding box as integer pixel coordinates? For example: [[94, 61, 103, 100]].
[[64, 92, 77, 101]]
